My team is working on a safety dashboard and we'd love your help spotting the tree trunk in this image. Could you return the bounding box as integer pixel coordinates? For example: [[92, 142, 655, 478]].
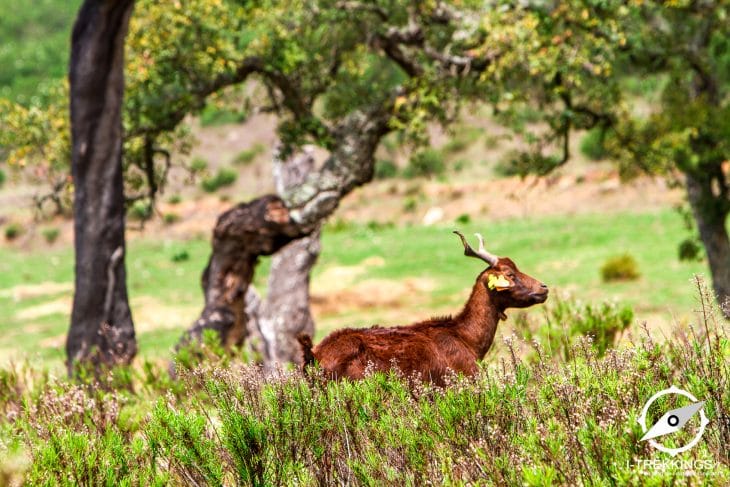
[[178, 108, 389, 351], [256, 147, 321, 367], [685, 172, 730, 315], [66, 0, 137, 374]]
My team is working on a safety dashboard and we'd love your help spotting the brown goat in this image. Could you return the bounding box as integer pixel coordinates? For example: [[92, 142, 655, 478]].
[[298, 231, 548, 384]]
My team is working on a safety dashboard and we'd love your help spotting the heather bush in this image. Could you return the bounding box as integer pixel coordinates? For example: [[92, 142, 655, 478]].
[[601, 253, 641, 282], [516, 295, 634, 359], [0, 281, 728, 485]]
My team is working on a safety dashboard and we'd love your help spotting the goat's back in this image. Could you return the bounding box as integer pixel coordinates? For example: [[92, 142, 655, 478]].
[[311, 320, 477, 383]]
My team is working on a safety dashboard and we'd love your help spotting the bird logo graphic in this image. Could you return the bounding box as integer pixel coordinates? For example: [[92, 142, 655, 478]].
[[638, 385, 709, 456]]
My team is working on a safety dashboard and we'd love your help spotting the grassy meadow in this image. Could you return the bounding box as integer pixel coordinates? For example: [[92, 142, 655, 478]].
[[0, 207, 710, 371]]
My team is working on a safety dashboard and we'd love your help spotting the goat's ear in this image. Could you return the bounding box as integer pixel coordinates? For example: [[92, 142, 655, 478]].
[[487, 273, 513, 291]]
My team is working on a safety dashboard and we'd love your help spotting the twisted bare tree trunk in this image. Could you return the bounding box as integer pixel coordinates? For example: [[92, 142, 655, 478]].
[[177, 109, 390, 353], [247, 147, 321, 368], [67, 0, 137, 374]]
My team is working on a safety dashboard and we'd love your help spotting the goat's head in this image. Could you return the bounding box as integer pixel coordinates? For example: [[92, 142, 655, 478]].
[[454, 231, 548, 311]]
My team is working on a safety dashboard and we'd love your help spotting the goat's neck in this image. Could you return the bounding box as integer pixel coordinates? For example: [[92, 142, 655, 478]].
[[455, 282, 503, 359]]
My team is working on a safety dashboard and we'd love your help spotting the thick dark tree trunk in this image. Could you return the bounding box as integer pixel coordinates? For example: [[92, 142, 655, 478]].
[[178, 109, 389, 351], [66, 0, 137, 374], [685, 172, 730, 315], [687, 66, 730, 316], [250, 147, 321, 367]]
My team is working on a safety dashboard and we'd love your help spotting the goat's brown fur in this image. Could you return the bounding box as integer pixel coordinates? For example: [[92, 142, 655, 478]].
[[300, 252, 548, 385]]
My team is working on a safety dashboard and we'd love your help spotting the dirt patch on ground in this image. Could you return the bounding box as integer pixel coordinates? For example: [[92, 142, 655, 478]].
[[14, 297, 71, 321], [131, 296, 199, 334], [312, 256, 386, 293], [312, 276, 436, 317], [0, 282, 72, 300], [40, 334, 65, 349], [337, 171, 682, 225]]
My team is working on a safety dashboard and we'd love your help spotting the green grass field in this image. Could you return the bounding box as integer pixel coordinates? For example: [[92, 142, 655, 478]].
[[0, 207, 710, 371], [0, 0, 81, 103]]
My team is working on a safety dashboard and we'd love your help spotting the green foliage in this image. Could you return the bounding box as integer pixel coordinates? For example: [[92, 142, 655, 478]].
[[601, 254, 641, 282], [233, 143, 265, 166], [404, 149, 445, 179], [374, 159, 398, 179], [167, 194, 182, 205], [199, 104, 248, 127], [0, 168, 5, 187], [517, 296, 634, 359], [455, 213, 471, 225], [402, 197, 417, 213], [171, 250, 190, 263], [4, 223, 21, 241], [41, 227, 60, 244], [678, 238, 703, 262], [201, 167, 238, 193], [147, 400, 223, 485], [0, 0, 81, 104], [441, 128, 481, 155], [162, 213, 180, 225], [128, 200, 153, 222], [580, 128, 608, 161], [453, 159, 469, 172], [323, 217, 353, 233], [189, 157, 208, 173]]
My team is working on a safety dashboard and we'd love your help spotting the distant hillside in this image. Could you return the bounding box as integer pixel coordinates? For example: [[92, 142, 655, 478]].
[[0, 0, 81, 104]]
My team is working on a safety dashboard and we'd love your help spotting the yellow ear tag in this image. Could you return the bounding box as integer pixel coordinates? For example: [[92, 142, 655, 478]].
[[487, 274, 512, 290]]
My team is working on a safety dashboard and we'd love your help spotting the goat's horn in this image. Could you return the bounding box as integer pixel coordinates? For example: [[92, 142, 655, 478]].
[[453, 230, 499, 267]]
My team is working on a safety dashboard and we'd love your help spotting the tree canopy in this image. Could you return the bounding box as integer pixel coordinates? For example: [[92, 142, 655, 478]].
[[1, 0, 728, 312]]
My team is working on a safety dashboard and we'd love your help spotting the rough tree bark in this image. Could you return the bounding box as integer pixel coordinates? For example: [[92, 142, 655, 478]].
[[66, 0, 137, 374], [686, 171, 730, 314], [246, 147, 321, 367], [687, 68, 730, 316], [178, 108, 390, 351]]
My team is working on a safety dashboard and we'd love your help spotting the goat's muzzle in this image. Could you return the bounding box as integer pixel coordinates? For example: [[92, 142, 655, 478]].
[[529, 286, 549, 304]]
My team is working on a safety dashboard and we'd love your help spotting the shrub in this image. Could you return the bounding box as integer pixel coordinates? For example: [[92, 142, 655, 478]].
[[324, 218, 353, 233], [42, 227, 60, 244], [168, 194, 182, 205], [404, 149, 445, 179], [402, 197, 417, 213], [441, 137, 469, 154], [484, 134, 501, 150], [374, 159, 398, 179], [453, 159, 469, 172], [128, 200, 152, 221], [171, 250, 190, 262], [366, 220, 394, 231], [516, 296, 634, 358], [455, 213, 471, 225], [678, 238, 702, 262], [0, 168, 5, 187], [4, 223, 21, 241], [579, 128, 608, 161], [163, 213, 180, 225], [233, 143, 265, 166], [201, 168, 238, 193], [190, 157, 208, 173], [442, 128, 481, 154], [200, 105, 248, 126], [601, 254, 640, 282]]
